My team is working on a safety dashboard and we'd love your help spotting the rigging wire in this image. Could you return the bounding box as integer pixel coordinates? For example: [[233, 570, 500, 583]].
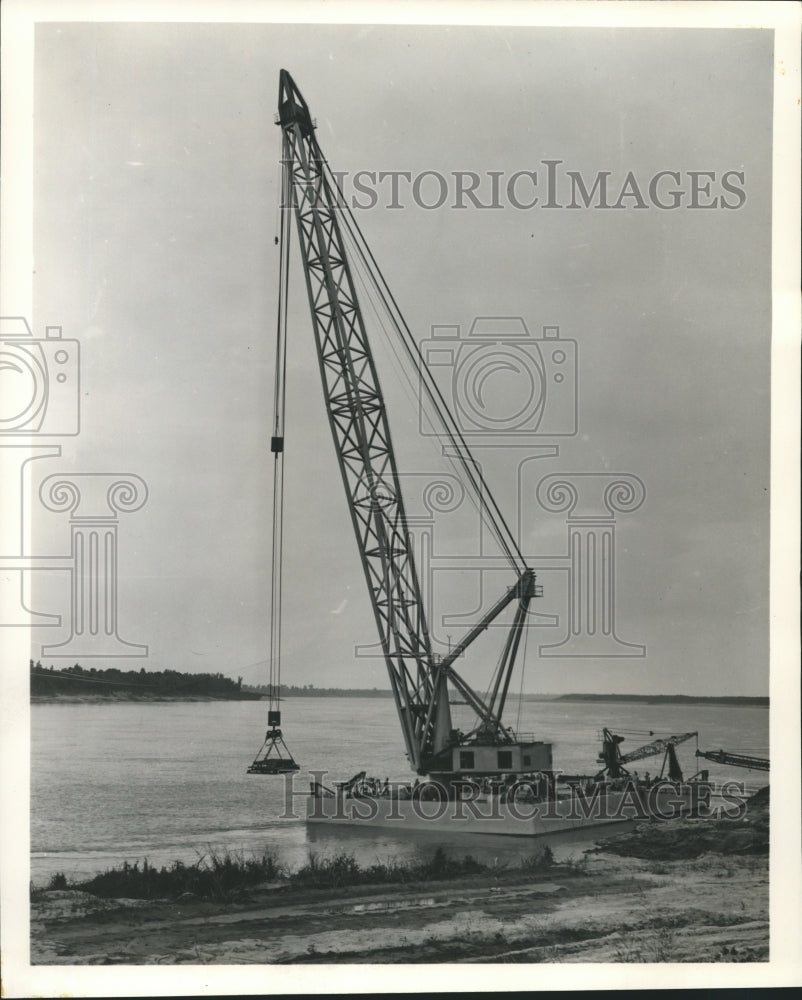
[[339, 217, 512, 564], [316, 147, 536, 738], [336, 213, 522, 570], [341, 220, 536, 735], [342, 223, 506, 532], [480, 611, 513, 709], [515, 612, 529, 736], [319, 157, 527, 576]]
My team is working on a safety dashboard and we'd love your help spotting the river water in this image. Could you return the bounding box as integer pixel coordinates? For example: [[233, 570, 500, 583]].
[[30, 696, 768, 885]]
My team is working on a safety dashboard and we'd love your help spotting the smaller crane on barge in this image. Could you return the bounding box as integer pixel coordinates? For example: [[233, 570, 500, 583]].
[[595, 728, 698, 782], [251, 70, 552, 790]]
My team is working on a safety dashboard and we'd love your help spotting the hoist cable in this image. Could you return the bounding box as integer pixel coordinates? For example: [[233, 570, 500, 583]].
[[268, 145, 292, 716]]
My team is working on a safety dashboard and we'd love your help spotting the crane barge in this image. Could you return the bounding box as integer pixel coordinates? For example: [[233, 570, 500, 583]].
[[257, 71, 695, 833]]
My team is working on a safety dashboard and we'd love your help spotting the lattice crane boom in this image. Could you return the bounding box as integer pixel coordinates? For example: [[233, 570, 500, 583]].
[[695, 748, 769, 772], [620, 731, 697, 765], [277, 71, 440, 771], [275, 70, 544, 777]]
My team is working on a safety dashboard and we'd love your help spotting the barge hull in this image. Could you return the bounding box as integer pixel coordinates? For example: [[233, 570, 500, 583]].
[[306, 785, 691, 837]]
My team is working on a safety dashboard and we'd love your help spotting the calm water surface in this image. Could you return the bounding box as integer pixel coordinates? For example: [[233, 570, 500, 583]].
[[30, 697, 768, 884]]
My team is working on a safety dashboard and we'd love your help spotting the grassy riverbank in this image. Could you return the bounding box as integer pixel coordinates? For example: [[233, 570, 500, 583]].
[[30, 790, 768, 964], [34, 845, 552, 903]]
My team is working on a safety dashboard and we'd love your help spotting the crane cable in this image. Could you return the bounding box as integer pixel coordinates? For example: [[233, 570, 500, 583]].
[[515, 612, 530, 736], [268, 148, 292, 718], [333, 179, 523, 572], [338, 223, 539, 738], [339, 216, 519, 575], [318, 156, 527, 576]]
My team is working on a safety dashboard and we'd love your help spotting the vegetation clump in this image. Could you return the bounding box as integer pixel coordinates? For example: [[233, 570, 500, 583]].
[[596, 790, 769, 861], [40, 851, 283, 902], [35, 844, 556, 902], [288, 847, 489, 888]]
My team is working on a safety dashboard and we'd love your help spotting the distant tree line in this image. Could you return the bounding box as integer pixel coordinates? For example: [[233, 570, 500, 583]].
[[242, 686, 767, 706], [245, 683, 393, 699], [555, 693, 769, 707], [30, 661, 260, 700]]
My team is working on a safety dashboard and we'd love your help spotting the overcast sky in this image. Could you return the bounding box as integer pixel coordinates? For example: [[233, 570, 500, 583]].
[[29, 22, 772, 696]]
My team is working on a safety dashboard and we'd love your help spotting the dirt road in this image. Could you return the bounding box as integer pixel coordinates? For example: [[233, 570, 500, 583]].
[[31, 848, 767, 964]]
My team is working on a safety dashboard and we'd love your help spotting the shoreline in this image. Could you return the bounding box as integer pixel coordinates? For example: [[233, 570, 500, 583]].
[[31, 691, 766, 707], [30, 794, 769, 965], [31, 693, 263, 704]]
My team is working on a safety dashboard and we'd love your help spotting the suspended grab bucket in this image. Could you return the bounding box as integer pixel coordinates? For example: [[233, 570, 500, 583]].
[[247, 712, 300, 775]]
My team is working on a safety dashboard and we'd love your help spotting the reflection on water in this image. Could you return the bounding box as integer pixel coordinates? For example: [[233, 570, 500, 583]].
[[305, 814, 636, 867], [30, 697, 767, 885], [32, 815, 635, 885]]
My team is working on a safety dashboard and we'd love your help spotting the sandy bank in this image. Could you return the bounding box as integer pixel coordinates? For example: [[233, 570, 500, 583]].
[[31, 805, 769, 965]]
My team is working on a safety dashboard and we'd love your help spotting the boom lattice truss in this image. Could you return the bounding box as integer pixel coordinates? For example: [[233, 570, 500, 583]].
[[276, 70, 540, 775]]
